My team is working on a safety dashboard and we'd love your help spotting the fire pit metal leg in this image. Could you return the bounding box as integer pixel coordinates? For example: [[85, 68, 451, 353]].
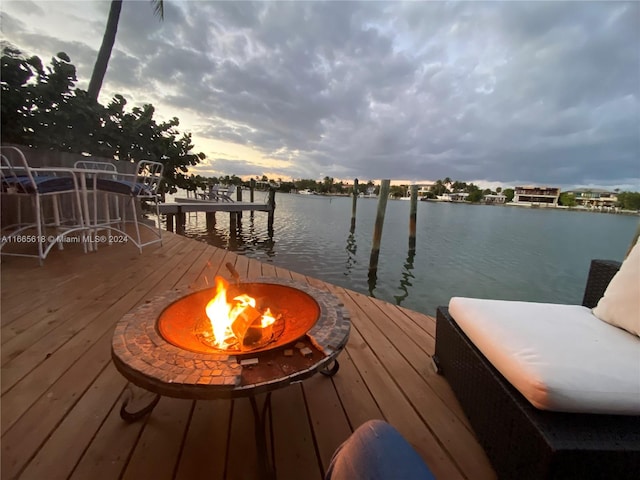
[[249, 392, 274, 480], [120, 392, 161, 423], [319, 359, 340, 377]]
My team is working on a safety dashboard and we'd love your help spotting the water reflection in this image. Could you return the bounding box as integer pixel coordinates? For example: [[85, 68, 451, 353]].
[[367, 268, 378, 297], [344, 231, 357, 276], [188, 214, 275, 258], [394, 249, 416, 306]]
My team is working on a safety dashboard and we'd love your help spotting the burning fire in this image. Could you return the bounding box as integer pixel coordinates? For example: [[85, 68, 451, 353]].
[[205, 276, 277, 350]]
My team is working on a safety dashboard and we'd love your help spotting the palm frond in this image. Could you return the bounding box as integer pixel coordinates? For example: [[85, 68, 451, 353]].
[[151, 0, 164, 20]]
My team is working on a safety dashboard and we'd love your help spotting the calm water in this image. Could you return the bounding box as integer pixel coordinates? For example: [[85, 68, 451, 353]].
[[166, 192, 638, 316]]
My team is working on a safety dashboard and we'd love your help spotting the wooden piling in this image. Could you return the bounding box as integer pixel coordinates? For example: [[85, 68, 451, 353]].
[[176, 210, 185, 235], [166, 213, 174, 232], [229, 212, 237, 232], [369, 179, 391, 272], [206, 212, 216, 231], [409, 185, 418, 251], [350, 178, 358, 233], [267, 188, 276, 236], [250, 179, 255, 203], [236, 186, 243, 220]]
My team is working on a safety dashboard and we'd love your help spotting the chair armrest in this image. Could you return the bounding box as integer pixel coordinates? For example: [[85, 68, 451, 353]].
[[582, 259, 621, 308]]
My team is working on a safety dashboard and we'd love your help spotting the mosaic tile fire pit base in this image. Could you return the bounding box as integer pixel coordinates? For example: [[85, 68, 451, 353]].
[[112, 278, 350, 399]]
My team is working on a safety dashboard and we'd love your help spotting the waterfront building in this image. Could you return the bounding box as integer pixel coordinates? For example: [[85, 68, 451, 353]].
[[564, 188, 618, 208], [417, 184, 436, 197], [513, 186, 561, 205], [483, 194, 507, 204], [437, 192, 469, 202]]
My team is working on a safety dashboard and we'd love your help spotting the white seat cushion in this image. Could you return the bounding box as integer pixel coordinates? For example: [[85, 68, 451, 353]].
[[449, 297, 640, 415]]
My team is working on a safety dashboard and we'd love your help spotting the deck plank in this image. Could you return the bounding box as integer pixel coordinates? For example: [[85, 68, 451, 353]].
[[174, 400, 231, 480], [326, 347, 384, 430], [1, 239, 203, 431], [225, 397, 261, 480], [1, 236, 180, 342], [271, 384, 322, 480], [0, 232, 496, 480], [17, 363, 126, 480], [68, 389, 152, 480], [120, 397, 193, 480], [301, 375, 353, 474], [345, 289, 471, 428], [1, 238, 183, 370], [344, 325, 466, 479], [1, 327, 122, 479], [340, 290, 494, 479]]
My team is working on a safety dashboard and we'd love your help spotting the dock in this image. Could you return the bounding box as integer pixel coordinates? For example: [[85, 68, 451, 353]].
[[1, 233, 495, 480], [160, 192, 275, 234]]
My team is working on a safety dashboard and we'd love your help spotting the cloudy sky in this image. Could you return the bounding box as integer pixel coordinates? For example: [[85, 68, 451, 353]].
[[1, 1, 639, 190]]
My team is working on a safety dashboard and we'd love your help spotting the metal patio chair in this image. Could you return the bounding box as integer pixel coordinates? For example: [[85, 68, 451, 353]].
[[1, 146, 87, 264], [219, 184, 236, 202], [74, 160, 122, 248], [93, 160, 164, 253]]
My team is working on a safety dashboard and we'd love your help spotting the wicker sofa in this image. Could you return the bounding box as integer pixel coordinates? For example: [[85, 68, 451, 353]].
[[434, 260, 640, 480]]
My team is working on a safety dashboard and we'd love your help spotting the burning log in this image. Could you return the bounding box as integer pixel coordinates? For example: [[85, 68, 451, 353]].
[[230, 303, 263, 345]]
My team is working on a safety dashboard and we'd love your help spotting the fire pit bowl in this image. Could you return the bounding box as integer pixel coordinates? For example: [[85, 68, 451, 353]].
[[157, 282, 321, 354], [111, 277, 350, 400]]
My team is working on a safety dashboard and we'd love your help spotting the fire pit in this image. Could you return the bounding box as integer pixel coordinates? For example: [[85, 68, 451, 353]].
[[112, 276, 350, 477], [111, 275, 350, 404]]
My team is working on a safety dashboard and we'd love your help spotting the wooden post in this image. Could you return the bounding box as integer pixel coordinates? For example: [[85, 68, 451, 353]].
[[236, 185, 243, 220], [250, 179, 255, 203], [267, 188, 276, 236], [409, 185, 418, 251], [350, 178, 358, 233], [369, 179, 390, 272], [166, 213, 174, 232], [206, 212, 216, 231], [229, 212, 237, 232], [176, 207, 185, 235]]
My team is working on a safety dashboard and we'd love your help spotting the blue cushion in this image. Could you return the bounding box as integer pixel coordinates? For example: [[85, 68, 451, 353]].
[[2, 175, 76, 194], [96, 178, 154, 196]]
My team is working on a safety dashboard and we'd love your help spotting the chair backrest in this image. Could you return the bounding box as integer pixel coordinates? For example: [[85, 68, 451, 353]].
[[226, 185, 236, 196], [135, 160, 164, 194], [1, 146, 37, 194], [74, 160, 118, 179]]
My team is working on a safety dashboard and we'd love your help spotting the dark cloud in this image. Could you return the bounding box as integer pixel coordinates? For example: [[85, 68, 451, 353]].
[[1, 1, 638, 189]]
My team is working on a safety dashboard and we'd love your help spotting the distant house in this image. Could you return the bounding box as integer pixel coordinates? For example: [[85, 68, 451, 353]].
[[513, 186, 561, 205], [437, 192, 469, 202], [483, 194, 507, 204], [564, 188, 618, 208], [417, 184, 436, 197], [359, 186, 377, 198]]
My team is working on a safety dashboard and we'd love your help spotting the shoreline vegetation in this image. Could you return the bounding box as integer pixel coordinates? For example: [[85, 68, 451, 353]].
[[283, 191, 639, 216], [416, 197, 639, 216]]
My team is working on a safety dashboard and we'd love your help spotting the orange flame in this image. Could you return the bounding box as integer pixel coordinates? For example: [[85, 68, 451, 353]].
[[205, 276, 275, 349]]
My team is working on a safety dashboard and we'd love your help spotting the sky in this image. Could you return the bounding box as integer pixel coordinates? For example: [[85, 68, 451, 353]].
[[1, 1, 639, 191]]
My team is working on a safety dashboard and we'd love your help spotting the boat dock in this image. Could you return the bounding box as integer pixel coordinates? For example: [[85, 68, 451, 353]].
[[1, 232, 495, 480], [160, 192, 275, 234]]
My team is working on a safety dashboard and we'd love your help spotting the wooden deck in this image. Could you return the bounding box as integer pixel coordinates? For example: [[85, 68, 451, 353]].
[[1, 232, 495, 480]]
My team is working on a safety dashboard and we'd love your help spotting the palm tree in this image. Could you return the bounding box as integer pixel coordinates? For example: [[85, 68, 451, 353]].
[[88, 0, 164, 100]]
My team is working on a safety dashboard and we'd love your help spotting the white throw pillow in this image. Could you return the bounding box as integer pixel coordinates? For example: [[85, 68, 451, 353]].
[[592, 241, 640, 337]]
